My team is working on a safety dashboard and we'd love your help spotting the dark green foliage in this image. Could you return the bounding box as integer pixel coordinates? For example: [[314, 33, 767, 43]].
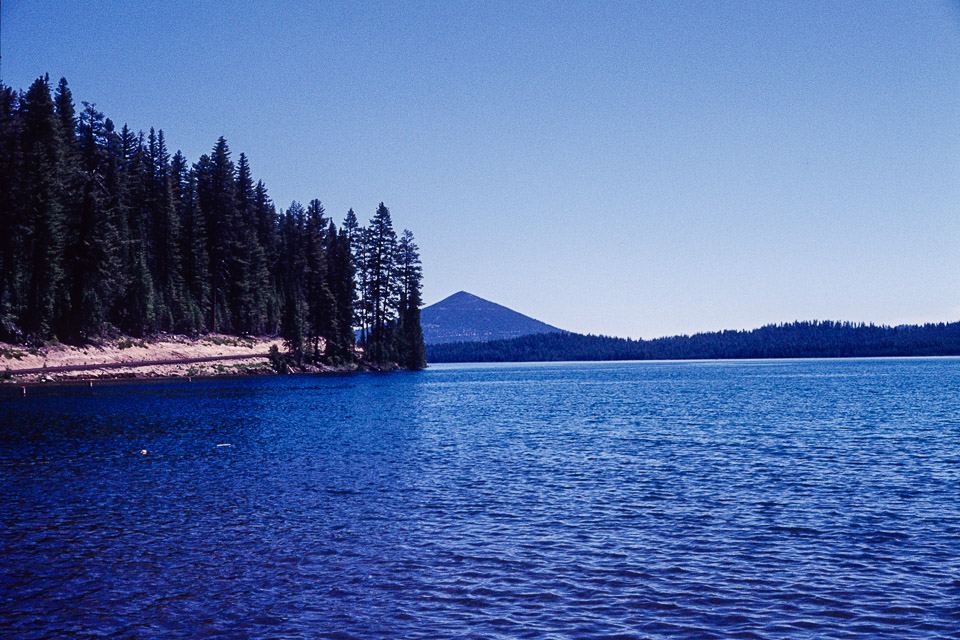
[[325, 221, 356, 363], [395, 230, 426, 370], [348, 206, 425, 368], [170, 150, 206, 332], [426, 321, 960, 363], [99, 119, 127, 329], [121, 130, 157, 336], [278, 202, 308, 364], [181, 155, 211, 332], [268, 344, 289, 374], [68, 103, 116, 338], [0, 84, 25, 338], [364, 203, 398, 364], [53, 79, 84, 337], [303, 200, 335, 361], [341, 208, 363, 331], [345, 208, 372, 348], [20, 76, 68, 338], [196, 137, 238, 333], [233, 152, 271, 334], [143, 129, 187, 332], [53, 78, 77, 159], [0, 76, 426, 368], [253, 180, 280, 333]]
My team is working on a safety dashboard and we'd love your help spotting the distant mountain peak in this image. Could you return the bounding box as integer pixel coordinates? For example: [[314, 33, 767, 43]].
[[421, 292, 562, 345], [444, 291, 482, 302]]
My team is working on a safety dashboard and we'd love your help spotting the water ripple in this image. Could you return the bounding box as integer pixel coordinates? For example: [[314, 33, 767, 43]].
[[1, 359, 960, 638]]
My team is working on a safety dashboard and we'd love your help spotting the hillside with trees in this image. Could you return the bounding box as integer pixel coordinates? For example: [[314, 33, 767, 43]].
[[0, 75, 425, 370], [427, 321, 960, 363]]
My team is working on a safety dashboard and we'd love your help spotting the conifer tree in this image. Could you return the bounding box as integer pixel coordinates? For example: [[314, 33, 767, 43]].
[[53, 78, 80, 217], [20, 76, 68, 337], [304, 199, 335, 361], [0, 76, 423, 354], [68, 102, 116, 337], [0, 84, 25, 338], [170, 150, 206, 331], [99, 117, 128, 327], [365, 202, 398, 363], [325, 220, 356, 363], [53, 78, 77, 154], [278, 202, 308, 363], [253, 181, 280, 333], [342, 208, 366, 344], [234, 152, 270, 334], [120, 129, 156, 335], [184, 154, 212, 330], [396, 229, 426, 369], [144, 129, 186, 330], [54, 78, 85, 336], [196, 137, 237, 332]]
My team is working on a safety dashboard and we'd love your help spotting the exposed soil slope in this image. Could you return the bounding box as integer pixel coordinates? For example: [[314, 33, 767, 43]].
[[1, 335, 286, 383]]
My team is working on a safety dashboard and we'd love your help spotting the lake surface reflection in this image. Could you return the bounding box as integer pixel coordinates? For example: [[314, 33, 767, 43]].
[[1, 359, 959, 638]]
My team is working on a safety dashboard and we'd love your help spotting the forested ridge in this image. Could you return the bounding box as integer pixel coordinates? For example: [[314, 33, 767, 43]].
[[0, 75, 425, 370], [427, 320, 960, 363]]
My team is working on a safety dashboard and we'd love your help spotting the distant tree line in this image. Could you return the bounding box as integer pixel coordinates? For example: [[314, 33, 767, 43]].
[[0, 75, 425, 369], [427, 321, 960, 363]]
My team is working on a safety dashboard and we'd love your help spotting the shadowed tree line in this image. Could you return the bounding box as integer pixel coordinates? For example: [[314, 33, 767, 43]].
[[427, 321, 960, 363], [0, 75, 425, 369]]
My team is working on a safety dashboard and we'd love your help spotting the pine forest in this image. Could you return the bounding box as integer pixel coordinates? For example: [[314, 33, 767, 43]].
[[0, 75, 426, 370]]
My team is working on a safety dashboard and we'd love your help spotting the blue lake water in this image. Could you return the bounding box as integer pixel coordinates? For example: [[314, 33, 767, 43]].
[[1, 359, 959, 639]]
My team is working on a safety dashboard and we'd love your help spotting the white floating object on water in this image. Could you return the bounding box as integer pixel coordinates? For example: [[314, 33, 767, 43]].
[[140, 449, 147, 455], [216, 443, 232, 447]]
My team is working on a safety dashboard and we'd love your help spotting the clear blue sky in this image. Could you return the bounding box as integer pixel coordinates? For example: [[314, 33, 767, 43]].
[[4, 1, 960, 338]]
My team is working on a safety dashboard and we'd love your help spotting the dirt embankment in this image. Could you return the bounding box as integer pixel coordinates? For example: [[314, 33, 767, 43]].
[[1, 334, 287, 383]]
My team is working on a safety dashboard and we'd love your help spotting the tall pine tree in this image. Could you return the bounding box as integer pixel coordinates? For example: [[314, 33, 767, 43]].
[[304, 199, 336, 362], [0, 84, 25, 338], [170, 149, 206, 331], [395, 229, 426, 370], [253, 180, 280, 333], [325, 219, 356, 363], [20, 76, 68, 338], [233, 152, 270, 334], [195, 137, 237, 332], [278, 202, 308, 363], [365, 203, 398, 363], [0, 76, 427, 367], [68, 103, 118, 338]]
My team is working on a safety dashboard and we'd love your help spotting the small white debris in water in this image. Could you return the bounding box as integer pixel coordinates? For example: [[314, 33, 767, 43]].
[[216, 443, 232, 447], [140, 449, 147, 455]]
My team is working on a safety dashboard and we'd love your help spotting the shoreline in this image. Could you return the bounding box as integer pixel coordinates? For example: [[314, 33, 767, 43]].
[[0, 334, 393, 384], [4, 366, 376, 391]]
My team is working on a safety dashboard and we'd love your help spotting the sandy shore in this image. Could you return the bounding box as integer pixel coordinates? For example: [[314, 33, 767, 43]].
[[1, 334, 287, 383]]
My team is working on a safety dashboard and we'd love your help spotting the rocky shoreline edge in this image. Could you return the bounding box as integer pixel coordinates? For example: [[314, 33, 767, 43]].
[[1, 334, 400, 385]]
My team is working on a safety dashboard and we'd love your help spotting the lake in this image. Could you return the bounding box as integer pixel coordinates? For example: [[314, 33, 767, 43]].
[[1, 359, 958, 639]]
